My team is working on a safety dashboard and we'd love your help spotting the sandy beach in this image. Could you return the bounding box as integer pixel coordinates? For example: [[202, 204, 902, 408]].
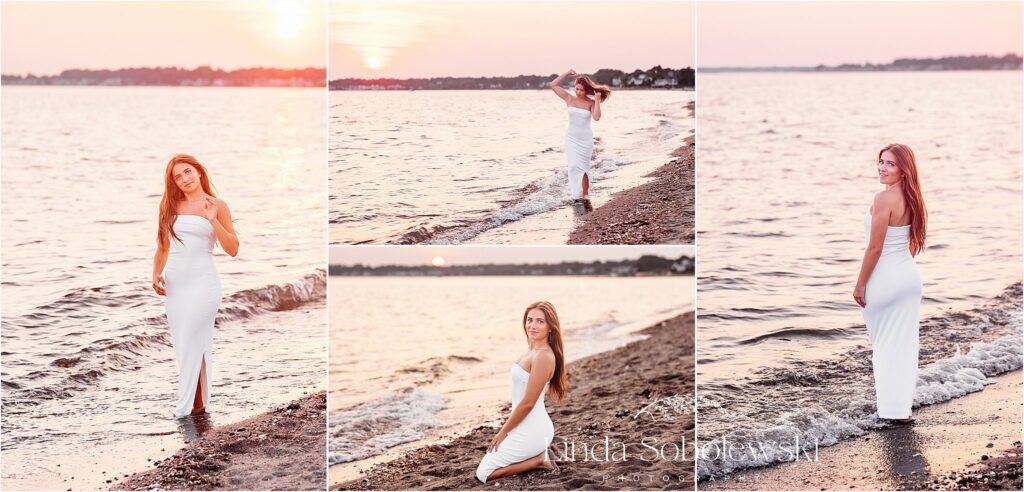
[[333, 311, 695, 490], [568, 102, 695, 245], [116, 391, 326, 491], [699, 372, 1023, 491]]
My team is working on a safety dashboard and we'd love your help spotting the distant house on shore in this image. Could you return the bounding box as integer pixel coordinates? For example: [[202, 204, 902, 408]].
[[628, 74, 647, 86]]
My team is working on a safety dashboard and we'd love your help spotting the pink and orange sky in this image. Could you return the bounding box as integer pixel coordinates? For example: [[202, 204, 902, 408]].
[[1, 1, 326, 76], [5, 1, 1018, 77], [329, 0, 695, 80], [698, 1, 1022, 67]]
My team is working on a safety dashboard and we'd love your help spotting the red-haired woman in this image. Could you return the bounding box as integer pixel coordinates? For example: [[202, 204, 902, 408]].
[[854, 143, 927, 425], [151, 154, 239, 418], [550, 69, 611, 201], [476, 301, 568, 483]]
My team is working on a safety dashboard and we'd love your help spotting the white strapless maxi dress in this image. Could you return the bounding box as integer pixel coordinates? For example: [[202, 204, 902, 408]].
[[164, 215, 222, 418], [565, 106, 594, 199], [861, 212, 922, 419], [476, 363, 554, 483]]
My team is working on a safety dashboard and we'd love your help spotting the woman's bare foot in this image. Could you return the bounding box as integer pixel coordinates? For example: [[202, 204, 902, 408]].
[[539, 459, 559, 472]]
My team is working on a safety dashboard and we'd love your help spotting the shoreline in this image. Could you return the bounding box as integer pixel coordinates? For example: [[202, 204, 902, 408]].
[[568, 101, 695, 245], [332, 312, 696, 490], [327, 87, 696, 92], [698, 372, 1023, 491], [115, 391, 326, 491]]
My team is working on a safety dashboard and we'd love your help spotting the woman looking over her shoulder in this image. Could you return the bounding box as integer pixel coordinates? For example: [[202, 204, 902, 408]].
[[854, 143, 926, 425]]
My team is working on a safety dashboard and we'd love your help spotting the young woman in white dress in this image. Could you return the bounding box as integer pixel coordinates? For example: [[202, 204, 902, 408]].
[[853, 143, 927, 425], [476, 301, 568, 483], [151, 154, 239, 417], [549, 69, 611, 201]]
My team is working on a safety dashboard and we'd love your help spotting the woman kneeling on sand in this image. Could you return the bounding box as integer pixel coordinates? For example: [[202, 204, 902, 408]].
[[475, 301, 567, 483]]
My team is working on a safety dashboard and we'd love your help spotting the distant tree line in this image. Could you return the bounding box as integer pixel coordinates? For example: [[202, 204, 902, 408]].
[[329, 65, 695, 91], [702, 54, 1023, 73], [329, 255, 695, 276], [1, 66, 326, 87], [821, 54, 1022, 71]]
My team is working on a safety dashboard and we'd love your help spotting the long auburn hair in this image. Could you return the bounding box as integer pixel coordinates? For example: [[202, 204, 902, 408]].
[[575, 75, 611, 102], [522, 301, 568, 403], [158, 154, 217, 246], [878, 143, 927, 256]]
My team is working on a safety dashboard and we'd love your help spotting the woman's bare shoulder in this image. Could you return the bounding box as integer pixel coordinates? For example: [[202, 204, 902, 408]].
[[532, 349, 556, 367], [873, 189, 900, 208]]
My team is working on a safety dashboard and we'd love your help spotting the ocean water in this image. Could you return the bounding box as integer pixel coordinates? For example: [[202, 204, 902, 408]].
[[695, 71, 1023, 479], [1, 86, 327, 489], [326, 274, 694, 473], [328, 90, 693, 244]]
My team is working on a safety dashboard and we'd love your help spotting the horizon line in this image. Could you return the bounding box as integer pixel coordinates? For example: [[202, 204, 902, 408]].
[[699, 52, 1023, 72], [329, 257, 693, 267], [329, 65, 692, 82], [0, 64, 327, 78]]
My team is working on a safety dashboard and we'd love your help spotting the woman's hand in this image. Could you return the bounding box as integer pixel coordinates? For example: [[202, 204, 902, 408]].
[[486, 430, 507, 453], [202, 196, 219, 222], [853, 284, 866, 308], [153, 274, 166, 296], [567, 69, 576, 77]]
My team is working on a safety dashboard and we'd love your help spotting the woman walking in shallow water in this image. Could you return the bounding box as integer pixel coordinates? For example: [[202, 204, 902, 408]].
[[854, 143, 926, 425], [152, 154, 239, 417], [476, 301, 568, 483], [550, 69, 611, 201]]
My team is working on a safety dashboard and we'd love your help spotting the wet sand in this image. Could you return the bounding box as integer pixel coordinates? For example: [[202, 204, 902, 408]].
[[116, 392, 326, 491], [699, 372, 1023, 491], [333, 312, 696, 490], [568, 101, 694, 245]]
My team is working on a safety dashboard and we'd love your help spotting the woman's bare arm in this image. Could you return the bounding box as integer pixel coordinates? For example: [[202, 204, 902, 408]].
[[854, 191, 896, 307], [152, 221, 169, 295], [549, 69, 575, 103], [205, 197, 239, 257]]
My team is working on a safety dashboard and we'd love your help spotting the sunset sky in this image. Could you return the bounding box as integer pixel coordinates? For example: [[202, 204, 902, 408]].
[[698, 1, 1022, 67], [329, 0, 695, 80], [1, 1, 326, 76], [329, 246, 694, 267]]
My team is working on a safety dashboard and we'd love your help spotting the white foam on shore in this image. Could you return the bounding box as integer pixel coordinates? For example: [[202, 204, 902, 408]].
[[424, 152, 630, 244], [697, 329, 1024, 480], [328, 388, 447, 465], [915, 333, 1022, 405]]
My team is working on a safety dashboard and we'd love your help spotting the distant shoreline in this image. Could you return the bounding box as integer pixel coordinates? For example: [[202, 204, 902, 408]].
[[1, 66, 326, 87], [328, 86, 694, 91], [701, 53, 1022, 73], [330, 66, 695, 91], [701, 67, 1022, 73], [328, 256, 695, 277]]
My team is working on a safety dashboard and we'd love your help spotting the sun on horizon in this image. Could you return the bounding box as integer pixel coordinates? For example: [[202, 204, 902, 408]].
[[431, 256, 446, 267], [272, 0, 306, 39]]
